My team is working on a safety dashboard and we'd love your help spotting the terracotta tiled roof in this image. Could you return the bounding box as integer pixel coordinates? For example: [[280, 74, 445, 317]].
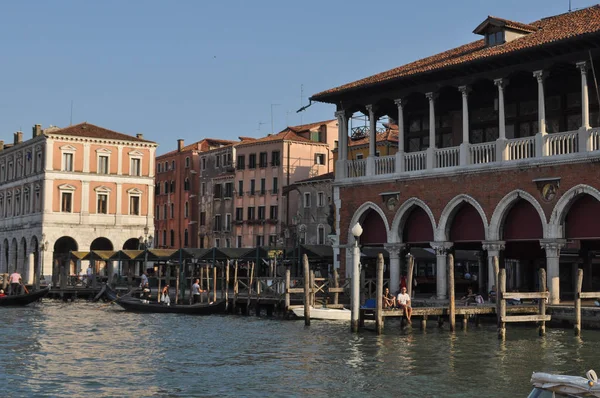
[[47, 122, 155, 144], [288, 119, 336, 133], [295, 171, 334, 184], [237, 122, 331, 147], [473, 16, 538, 34], [311, 6, 600, 100], [159, 138, 236, 157]]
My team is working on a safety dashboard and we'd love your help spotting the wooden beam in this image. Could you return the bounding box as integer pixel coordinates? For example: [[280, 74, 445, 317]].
[[502, 315, 551, 323], [578, 292, 600, 299], [502, 292, 549, 299]]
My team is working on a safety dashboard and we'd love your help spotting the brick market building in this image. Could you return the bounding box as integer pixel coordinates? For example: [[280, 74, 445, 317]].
[[310, 7, 600, 303]]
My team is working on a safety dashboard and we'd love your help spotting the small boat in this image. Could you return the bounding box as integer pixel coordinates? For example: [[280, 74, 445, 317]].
[[529, 370, 600, 397], [104, 285, 226, 315], [292, 306, 351, 321], [0, 287, 50, 306]]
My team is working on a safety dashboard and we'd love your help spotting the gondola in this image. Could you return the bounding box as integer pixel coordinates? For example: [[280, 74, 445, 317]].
[[103, 285, 226, 315], [0, 287, 50, 306]]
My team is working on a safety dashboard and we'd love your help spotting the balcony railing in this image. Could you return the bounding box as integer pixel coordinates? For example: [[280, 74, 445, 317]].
[[338, 128, 600, 181]]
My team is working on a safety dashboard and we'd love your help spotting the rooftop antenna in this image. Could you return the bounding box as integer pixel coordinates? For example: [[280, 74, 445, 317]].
[[569, 0, 571, 12], [70, 100, 73, 126], [300, 84, 304, 126], [270, 103, 280, 133], [257, 121, 266, 131]]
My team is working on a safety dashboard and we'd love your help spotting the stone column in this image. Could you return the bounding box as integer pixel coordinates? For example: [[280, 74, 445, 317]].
[[494, 78, 508, 161], [394, 99, 405, 172], [425, 92, 437, 170], [577, 61, 592, 152], [117, 146, 123, 175], [335, 110, 348, 179], [385, 243, 405, 295], [431, 241, 453, 299], [541, 239, 565, 304], [366, 104, 377, 176], [533, 70, 548, 157], [458, 86, 470, 166], [482, 241, 505, 294]]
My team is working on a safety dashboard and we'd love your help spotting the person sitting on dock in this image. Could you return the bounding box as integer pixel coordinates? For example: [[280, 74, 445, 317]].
[[383, 287, 395, 309], [488, 285, 497, 303], [396, 287, 412, 324], [161, 285, 171, 306], [460, 287, 476, 306]]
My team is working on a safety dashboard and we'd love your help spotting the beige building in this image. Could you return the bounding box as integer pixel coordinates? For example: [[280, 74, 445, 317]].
[[0, 123, 157, 285]]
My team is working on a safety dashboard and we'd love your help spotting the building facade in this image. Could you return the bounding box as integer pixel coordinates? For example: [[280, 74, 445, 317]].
[[310, 7, 600, 303], [0, 123, 156, 283]]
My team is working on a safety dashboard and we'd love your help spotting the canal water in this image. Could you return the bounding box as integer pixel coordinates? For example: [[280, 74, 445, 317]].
[[1, 301, 598, 397]]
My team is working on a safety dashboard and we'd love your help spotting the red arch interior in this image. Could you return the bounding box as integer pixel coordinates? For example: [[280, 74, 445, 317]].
[[503, 199, 543, 240], [449, 203, 485, 242], [403, 207, 434, 243], [360, 209, 387, 245], [566, 194, 600, 239]]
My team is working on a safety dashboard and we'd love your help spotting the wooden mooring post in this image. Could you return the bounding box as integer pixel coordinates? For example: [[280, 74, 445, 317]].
[[284, 267, 291, 312], [233, 261, 239, 313], [574, 268, 583, 336], [333, 268, 339, 305], [498, 268, 506, 340], [175, 264, 180, 305], [225, 260, 230, 311], [303, 254, 310, 326], [376, 253, 384, 335], [448, 253, 455, 332], [213, 265, 217, 302], [247, 262, 254, 314], [538, 268, 547, 336], [310, 270, 315, 307]]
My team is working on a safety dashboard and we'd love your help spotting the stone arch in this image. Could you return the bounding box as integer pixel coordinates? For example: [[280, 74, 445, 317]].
[[20, 237, 27, 276], [437, 194, 489, 242], [30, 236, 39, 286], [347, 201, 390, 245], [123, 238, 140, 250], [3, 239, 9, 273], [390, 197, 436, 243], [489, 190, 548, 241], [10, 238, 18, 273], [90, 237, 114, 251], [549, 184, 600, 238]]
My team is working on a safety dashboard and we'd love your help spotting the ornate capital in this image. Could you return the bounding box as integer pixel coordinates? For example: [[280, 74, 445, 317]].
[[384, 243, 405, 259], [533, 70, 545, 83], [576, 61, 588, 75], [365, 104, 378, 116], [540, 239, 565, 257], [394, 98, 406, 109], [494, 78, 509, 90], [430, 241, 453, 256], [458, 85, 471, 96], [425, 92, 438, 101], [334, 110, 346, 122], [482, 240, 506, 253]]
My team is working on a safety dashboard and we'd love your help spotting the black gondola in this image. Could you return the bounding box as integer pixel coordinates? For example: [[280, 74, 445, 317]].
[[104, 285, 226, 315], [0, 287, 49, 306]]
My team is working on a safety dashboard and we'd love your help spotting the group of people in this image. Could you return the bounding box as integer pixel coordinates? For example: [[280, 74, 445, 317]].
[[138, 272, 208, 305], [0, 269, 24, 297], [383, 287, 413, 324]]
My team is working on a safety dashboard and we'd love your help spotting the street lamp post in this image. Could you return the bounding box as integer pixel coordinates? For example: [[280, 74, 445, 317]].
[[139, 226, 153, 277], [351, 222, 363, 332], [38, 234, 49, 290]]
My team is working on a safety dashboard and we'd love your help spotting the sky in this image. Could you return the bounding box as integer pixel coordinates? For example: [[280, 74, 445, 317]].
[[1, 0, 598, 154]]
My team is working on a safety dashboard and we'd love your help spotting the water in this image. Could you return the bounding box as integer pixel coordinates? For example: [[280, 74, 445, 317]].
[[1, 301, 599, 398]]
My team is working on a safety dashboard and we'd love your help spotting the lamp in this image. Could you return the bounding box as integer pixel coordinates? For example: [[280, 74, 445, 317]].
[[352, 223, 363, 239]]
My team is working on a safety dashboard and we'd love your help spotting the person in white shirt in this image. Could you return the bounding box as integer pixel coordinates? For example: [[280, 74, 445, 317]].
[[9, 269, 22, 295], [396, 287, 412, 324]]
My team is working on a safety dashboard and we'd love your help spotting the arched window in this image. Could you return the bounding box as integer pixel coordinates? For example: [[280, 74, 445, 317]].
[[184, 178, 190, 191], [164, 181, 169, 193], [162, 230, 167, 247], [184, 229, 189, 247], [184, 202, 189, 218], [185, 157, 190, 168], [170, 230, 175, 247], [170, 181, 175, 193]]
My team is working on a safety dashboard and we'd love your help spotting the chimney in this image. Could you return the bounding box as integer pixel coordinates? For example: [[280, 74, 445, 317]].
[[136, 133, 144, 140], [177, 139, 184, 152], [0, 140, 4, 151], [14, 131, 23, 144], [32, 124, 42, 138]]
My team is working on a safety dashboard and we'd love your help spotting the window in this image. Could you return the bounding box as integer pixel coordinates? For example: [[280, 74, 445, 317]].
[[299, 225, 306, 244], [157, 163, 162, 173], [270, 205, 278, 220], [184, 229, 189, 247], [156, 205, 160, 218], [315, 153, 325, 165], [250, 179, 255, 195], [184, 178, 190, 191], [170, 181, 175, 193], [272, 177, 278, 194], [98, 154, 109, 174], [237, 155, 245, 170], [129, 196, 140, 215], [260, 178, 266, 195], [201, 182, 206, 196], [258, 206, 265, 220], [202, 157, 206, 170], [184, 202, 189, 218], [222, 154, 227, 166], [164, 204, 168, 219], [170, 203, 174, 218], [200, 211, 206, 225], [317, 191, 325, 207], [185, 157, 190, 168], [214, 184, 222, 199], [163, 230, 167, 246], [237, 236, 242, 248], [216, 155, 221, 168], [247, 207, 255, 220], [249, 154, 256, 169], [303, 192, 311, 208], [238, 181, 244, 197], [214, 214, 222, 231], [269, 234, 277, 246], [97, 193, 108, 214], [226, 238, 231, 248], [130, 158, 141, 176], [486, 31, 504, 46], [36, 151, 43, 172], [164, 181, 169, 193], [256, 235, 264, 247], [23, 189, 29, 214], [0, 164, 4, 182], [61, 192, 72, 212], [259, 152, 268, 168], [170, 230, 175, 246], [155, 182, 160, 195], [318, 225, 325, 245], [63, 153, 74, 172], [225, 182, 233, 198], [215, 238, 220, 248], [356, 153, 364, 160], [171, 160, 175, 170], [235, 207, 243, 221], [271, 151, 280, 166], [225, 213, 231, 231]]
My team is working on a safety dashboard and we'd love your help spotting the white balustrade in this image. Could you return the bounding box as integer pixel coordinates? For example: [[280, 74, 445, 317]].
[[591, 128, 600, 151], [435, 146, 460, 168], [404, 151, 427, 172], [546, 130, 579, 156], [374, 155, 395, 175], [470, 142, 496, 164], [346, 159, 366, 178], [507, 136, 535, 160]]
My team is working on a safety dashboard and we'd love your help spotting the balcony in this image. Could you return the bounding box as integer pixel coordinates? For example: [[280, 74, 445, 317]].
[[339, 127, 600, 181]]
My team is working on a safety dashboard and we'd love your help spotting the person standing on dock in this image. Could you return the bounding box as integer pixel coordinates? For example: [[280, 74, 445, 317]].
[[396, 287, 412, 324], [9, 269, 22, 295], [192, 279, 205, 304]]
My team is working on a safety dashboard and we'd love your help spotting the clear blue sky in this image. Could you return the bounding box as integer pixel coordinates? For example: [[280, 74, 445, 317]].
[[1, 0, 597, 154]]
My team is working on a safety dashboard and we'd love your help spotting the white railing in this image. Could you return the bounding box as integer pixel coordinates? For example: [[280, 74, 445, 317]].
[[507, 136, 535, 160], [546, 130, 579, 156], [375, 155, 395, 175], [347, 159, 366, 178], [404, 151, 427, 172], [435, 146, 460, 168], [591, 128, 600, 151], [470, 142, 496, 164]]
